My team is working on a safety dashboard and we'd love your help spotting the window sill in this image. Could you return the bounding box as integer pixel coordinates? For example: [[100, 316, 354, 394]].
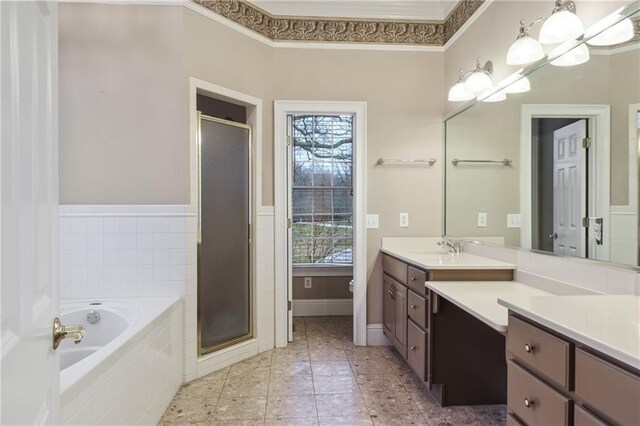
[[292, 265, 353, 277]]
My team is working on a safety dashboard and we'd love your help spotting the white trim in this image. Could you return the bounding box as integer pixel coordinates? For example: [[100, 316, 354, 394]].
[[442, 0, 494, 50], [292, 299, 353, 316], [520, 104, 611, 262], [195, 339, 259, 379], [366, 324, 392, 346], [611, 104, 640, 214], [274, 101, 367, 347], [292, 266, 353, 277]]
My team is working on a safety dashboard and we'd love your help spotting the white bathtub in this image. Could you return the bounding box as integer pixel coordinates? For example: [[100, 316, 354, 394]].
[[59, 298, 183, 425]]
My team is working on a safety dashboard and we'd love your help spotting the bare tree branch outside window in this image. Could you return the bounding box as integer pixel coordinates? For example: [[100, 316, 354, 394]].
[[291, 115, 353, 265]]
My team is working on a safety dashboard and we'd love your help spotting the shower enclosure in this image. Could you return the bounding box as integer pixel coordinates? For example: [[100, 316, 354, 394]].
[[197, 112, 252, 355]]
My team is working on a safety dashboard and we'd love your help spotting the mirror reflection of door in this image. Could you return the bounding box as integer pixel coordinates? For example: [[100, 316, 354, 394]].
[[553, 120, 587, 257], [532, 118, 589, 257]]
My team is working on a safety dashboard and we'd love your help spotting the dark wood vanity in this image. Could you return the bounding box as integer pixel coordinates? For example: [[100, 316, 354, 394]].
[[381, 253, 514, 406]]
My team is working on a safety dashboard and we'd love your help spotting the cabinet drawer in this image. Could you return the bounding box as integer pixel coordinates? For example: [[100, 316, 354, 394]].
[[508, 361, 570, 426], [383, 254, 407, 284], [574, 405, 607, 426], [575, 348, 640, 426], [408, 290, 428, 330], [407, 319, 427, 382], [407, 265, 427, 295], [507, 315, 571, 389]]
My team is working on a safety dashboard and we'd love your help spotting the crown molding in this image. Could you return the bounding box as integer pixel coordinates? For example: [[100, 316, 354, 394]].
[[192, 0, 486, 47]]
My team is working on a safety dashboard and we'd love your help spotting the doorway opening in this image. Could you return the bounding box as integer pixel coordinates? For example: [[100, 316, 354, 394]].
[[274, 101, 367, 347], [520, 104, 611, 262]]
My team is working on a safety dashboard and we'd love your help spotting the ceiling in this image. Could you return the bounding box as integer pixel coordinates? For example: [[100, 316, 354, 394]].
[[249, 0, 459, 21]]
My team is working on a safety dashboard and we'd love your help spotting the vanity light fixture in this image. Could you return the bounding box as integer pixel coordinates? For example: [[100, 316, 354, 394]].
[[464, 58, 494, 96], [481, 89, 507, 103], [539, 0, 584, 45], [550, 42, 590, 66], [585, 8, 635, 46], [502, 71, 531, 94], [506, 19, 546, 65], [447, 70, 475, 102]]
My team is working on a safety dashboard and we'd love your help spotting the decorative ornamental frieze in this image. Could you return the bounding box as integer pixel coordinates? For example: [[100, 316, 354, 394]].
[[194, 0, 458, 46], [443, 0, 486, 43]]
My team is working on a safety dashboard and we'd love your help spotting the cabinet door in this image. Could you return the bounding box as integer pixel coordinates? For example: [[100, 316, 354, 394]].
[[407, 319, 427, 381], [382, 276, 395, 340], [393, 283, 407, 358]]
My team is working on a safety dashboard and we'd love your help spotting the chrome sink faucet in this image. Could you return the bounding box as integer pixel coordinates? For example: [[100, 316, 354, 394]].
[[438, 238, 462, 254]]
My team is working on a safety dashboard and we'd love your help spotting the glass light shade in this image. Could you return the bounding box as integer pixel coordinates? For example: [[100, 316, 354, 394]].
[[587, 17, 634, 46], [539, 10, 585, 44], [550, 43, 590, 67], [504, 76, 531, 94], [464, 71, 493, 95], [448, 82, 475, 102], [481, 89, 507, 103], [506, 36, 545, 65]]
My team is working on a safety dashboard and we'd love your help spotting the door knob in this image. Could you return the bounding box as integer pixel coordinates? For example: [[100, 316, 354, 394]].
[[549, 232, 558, 240], [53, 317, 85, 350]]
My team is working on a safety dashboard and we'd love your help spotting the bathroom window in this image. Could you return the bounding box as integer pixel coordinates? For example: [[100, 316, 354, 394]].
[[291, 114, 353, 265]]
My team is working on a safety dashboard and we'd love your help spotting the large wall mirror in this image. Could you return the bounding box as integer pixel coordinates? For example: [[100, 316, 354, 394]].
[[445, 1, 640, 267]]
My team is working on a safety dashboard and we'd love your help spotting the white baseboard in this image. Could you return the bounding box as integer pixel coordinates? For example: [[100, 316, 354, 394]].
[[367, 323, 391, 346], [292, 298, 353, 316]]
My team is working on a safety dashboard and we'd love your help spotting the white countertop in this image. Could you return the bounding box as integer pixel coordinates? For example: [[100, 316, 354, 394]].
[[425, 281, 552, 332], [381, 247, 515, 270], [498, 295, 640, 370]]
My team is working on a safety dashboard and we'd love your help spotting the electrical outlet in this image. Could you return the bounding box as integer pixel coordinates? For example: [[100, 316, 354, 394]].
[[507, 214, 521, 228], [304, 277, 312, 289], [366, 214, 379, 229], [477, 212, 488, 228], [399, 213, 409, 228]]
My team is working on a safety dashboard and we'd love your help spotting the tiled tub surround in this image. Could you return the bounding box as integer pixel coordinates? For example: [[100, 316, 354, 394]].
[[61, 298, 182, 425], [160, 316, 504, 425], [59, 205, 196, 300], [59, 205, 277, 384]]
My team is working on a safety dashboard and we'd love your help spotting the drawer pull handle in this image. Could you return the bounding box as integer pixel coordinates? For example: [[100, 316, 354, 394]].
[[411, 276, 417, 282], [410, 346, 417, 351], [410, 304, 417, 310], [524, 397, 534, 408], [524, 343, 535, 353]]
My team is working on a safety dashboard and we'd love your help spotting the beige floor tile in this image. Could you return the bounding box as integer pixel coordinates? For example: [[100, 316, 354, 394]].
[[309, 348, 347, 362], [315, 393, 369, 418], [213, 396, 267, 421], [371, 412, 428, 425], [356, 374, 406, 393], [211, 420, 265, 426], [313, 374, 360, 394], [307, 338, 344, 350], [311, 361, 353, 376], [318, 414, 374, 426], [264, 417, 319, 426], [265, 395, 317, 419], [469, 405, 506, 425], [272, 348, 310, 363], [200, 367, 230, 382], [160, 392, 215, 424], [362, 390, 420, 416], [220, 377, 270, 398], [422, 406, 483, 426], [268, 375, 315, 395], [270, 361, 312, 377]]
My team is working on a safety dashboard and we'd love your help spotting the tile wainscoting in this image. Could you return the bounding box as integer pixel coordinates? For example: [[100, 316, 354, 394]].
[[59, 205, 276, 383]]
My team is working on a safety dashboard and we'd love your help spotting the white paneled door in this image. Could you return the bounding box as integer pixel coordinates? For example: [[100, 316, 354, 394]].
[[553, 120, 587, 257], [1, 2, 60, 424]]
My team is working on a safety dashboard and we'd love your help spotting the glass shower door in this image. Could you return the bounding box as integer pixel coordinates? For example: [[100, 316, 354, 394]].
[[198, 113, 252, 355]]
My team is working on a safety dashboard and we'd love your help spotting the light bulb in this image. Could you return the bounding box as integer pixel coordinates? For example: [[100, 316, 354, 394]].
[[448, 82, 475, 102], [539, 9, 584, 44], [550, 43, 590, 67], [464, 71, 493, 95], [507, 35, 545, 65], [587, 17, 634, 46]]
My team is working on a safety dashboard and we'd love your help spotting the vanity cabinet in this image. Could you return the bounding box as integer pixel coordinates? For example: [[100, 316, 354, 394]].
[[506, 313, 640, 426]]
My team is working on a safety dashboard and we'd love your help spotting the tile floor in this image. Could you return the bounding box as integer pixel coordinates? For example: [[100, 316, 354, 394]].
[[160, 316, 506, 425]]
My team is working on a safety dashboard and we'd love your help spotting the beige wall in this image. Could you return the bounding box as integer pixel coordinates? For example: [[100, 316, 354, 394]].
[[58, 4, 445, 325], [292, 276, 353, 300], [59, 4, 186, 204]]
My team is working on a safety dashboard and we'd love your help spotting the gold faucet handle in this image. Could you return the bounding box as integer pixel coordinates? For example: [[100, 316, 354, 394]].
[[53, 318, 86, 349]]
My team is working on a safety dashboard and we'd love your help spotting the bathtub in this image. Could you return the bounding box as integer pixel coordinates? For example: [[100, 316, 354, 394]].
[[59, 298, 183, 425]]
